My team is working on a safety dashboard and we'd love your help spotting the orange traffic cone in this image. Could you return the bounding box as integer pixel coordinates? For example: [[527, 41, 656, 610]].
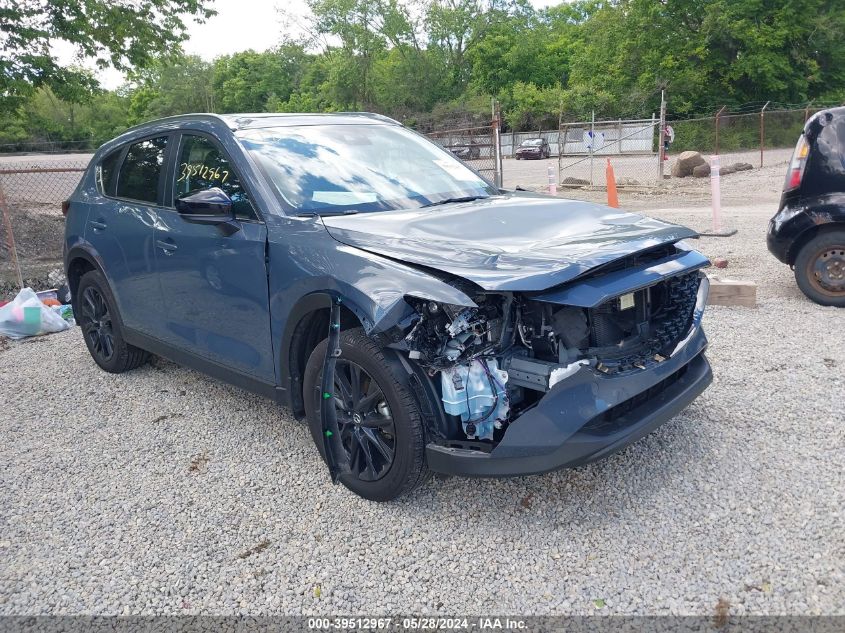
[[606, 158, 619, 208]]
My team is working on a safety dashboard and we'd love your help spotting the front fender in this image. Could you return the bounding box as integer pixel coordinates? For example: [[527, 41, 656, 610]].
[[266, 216, 477, 332], [267, 215, 479, 407]]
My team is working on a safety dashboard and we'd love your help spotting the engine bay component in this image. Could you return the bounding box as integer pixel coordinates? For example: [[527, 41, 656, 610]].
[[440, 359, 509, 441], [404, 296, 506, 369], [505, 354, 590, 392], [399, 267, 703, 447]]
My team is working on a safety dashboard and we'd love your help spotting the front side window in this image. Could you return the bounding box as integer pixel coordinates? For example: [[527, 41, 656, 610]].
[[174, 135, 254, 219], [116, 137, 168, 204], [237, 124, 496, 214]]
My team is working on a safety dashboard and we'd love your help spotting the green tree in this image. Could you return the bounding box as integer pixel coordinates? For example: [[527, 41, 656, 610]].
[[212, 48, 308, 113], [128, 55, 214, 122], [0, 0, 215, 111]]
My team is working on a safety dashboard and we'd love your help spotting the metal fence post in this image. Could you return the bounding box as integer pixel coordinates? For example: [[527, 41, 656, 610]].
[[760, 101, 770, 167], [657, 90, 666, 181], [557, 107, 563, 181], [589, 110, 595, 186], [715, 105, 726, 155], [617, 119, 623, 155], [0, 180, 24, 291], [492, 99, 503, 189]]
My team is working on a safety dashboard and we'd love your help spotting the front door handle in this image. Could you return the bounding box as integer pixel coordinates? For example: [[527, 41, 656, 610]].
[[89, 219, 107, 232], [156, 239, 178, 254]]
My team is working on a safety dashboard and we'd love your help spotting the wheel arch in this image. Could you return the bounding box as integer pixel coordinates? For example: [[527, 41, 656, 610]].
[[65, 247, 109, 317], [280, 292, 450, 442], [787, 221, 845, 265], [281, 292, 370, 419]]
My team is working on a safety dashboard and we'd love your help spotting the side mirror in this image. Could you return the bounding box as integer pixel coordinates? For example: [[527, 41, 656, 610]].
[[175, 187, 233, 223]]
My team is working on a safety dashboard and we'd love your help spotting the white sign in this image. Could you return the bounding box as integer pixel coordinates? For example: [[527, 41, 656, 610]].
[[582, 130, 605, 150]]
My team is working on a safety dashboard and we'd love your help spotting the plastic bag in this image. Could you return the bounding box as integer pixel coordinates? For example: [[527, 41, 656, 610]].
[[0, 287, 72, 339]]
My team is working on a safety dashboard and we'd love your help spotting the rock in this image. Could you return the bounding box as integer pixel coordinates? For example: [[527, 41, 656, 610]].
[[616, 177, 641, 186], [561, 177, 590, 186], [692, 164, 711, 178], [671, 151, 707, 178], [720, 165, 737, 176], [731, 162, 753, 171], [713, 258, 729, 269]]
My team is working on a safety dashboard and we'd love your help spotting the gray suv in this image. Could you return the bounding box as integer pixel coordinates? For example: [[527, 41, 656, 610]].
[[64, 112, 712, 501]]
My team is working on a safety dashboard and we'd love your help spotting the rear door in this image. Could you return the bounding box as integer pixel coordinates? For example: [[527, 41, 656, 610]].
[[153, 132, 275, 382], [86, 136, 169, 334]]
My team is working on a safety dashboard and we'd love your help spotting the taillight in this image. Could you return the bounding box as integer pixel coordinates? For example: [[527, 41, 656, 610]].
[[61, 200, 70, 216], [784, 135, 809, 191]]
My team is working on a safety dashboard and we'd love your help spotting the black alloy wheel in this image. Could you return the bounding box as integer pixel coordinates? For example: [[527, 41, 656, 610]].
[[303, 328, 429, 501], [328, 359, 397, 481], [76, 270, 149, 373], [80, 285, 115, 362]]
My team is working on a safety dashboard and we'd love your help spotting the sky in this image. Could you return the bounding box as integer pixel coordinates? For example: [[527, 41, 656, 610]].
[[56, 0, 562, 90]]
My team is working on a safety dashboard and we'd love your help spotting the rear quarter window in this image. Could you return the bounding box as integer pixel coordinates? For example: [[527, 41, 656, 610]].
[[96, 149, 122, 196]]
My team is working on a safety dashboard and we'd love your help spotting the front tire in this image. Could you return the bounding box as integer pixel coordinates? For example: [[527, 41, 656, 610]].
[[77, 270, 150, 372], [794, 230, 845, 307], [303, 328, 429, 501]]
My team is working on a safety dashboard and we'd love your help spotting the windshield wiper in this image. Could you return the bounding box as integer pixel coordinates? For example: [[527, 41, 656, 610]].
[[297, 210, 360, 217], [422, 195, 490, 208]]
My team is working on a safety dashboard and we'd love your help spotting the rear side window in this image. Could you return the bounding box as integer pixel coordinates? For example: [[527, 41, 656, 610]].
[[96, 149, 121, 196], [116, 137, 168, 204]]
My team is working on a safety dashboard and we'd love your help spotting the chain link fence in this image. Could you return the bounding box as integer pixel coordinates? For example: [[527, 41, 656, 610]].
[[668, 108, 822, 168], [424, 125, 501, 185], [0, 157, 90, 297], [556, 118, 660, 188], [536, 106, 829, 201], [0, 140, 97, 154]]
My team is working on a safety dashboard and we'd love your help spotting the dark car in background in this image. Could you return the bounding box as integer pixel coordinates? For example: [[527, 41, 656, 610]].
[[447, 143, 481, 160], [64, 112, 712, 501], [768, 106, 845, 307], [515, 138, 551, 159]]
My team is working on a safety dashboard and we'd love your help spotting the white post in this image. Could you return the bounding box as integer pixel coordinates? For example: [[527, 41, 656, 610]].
[[710, 155, 721, 233], [547, 164, 557, 195]]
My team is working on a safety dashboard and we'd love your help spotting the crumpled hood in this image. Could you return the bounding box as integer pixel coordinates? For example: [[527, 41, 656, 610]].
[[320, 195, 698, 291]]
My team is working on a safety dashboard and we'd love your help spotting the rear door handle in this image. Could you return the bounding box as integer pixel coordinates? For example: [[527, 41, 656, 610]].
[[156, 239, 177, 254], [89, 219, 107, 232]]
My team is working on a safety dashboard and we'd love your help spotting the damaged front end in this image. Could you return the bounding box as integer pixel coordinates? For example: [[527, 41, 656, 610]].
[[379, 245, 713, 476]]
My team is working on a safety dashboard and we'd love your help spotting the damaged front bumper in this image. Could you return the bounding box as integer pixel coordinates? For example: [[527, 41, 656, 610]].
[[425, 322, 711, 478]]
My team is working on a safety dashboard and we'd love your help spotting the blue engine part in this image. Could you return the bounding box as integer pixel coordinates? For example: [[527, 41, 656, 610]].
[[440, 359, 510, 441]]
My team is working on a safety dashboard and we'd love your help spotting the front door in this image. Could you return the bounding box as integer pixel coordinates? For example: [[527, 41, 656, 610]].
[[153, 133, 275, 383]]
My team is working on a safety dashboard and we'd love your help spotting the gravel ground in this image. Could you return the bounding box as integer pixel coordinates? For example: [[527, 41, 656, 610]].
[[1, 180, 844, 617]]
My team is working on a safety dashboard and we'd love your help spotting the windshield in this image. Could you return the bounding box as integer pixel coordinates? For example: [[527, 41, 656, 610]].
[[237, 124, 496, 214], [521, 139, 543, 147]]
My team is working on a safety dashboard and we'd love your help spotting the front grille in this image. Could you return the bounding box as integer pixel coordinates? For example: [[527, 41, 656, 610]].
[[586, 272, 700, 375]]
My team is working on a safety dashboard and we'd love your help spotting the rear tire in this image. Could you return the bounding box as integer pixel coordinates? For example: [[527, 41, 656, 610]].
[[77, 270, 150, 373], [303, 328, 429, 501], [794, 230, 845, 307]]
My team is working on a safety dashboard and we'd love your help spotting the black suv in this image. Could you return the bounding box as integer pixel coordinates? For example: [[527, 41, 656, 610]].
[[768, 107, 845, 306]]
